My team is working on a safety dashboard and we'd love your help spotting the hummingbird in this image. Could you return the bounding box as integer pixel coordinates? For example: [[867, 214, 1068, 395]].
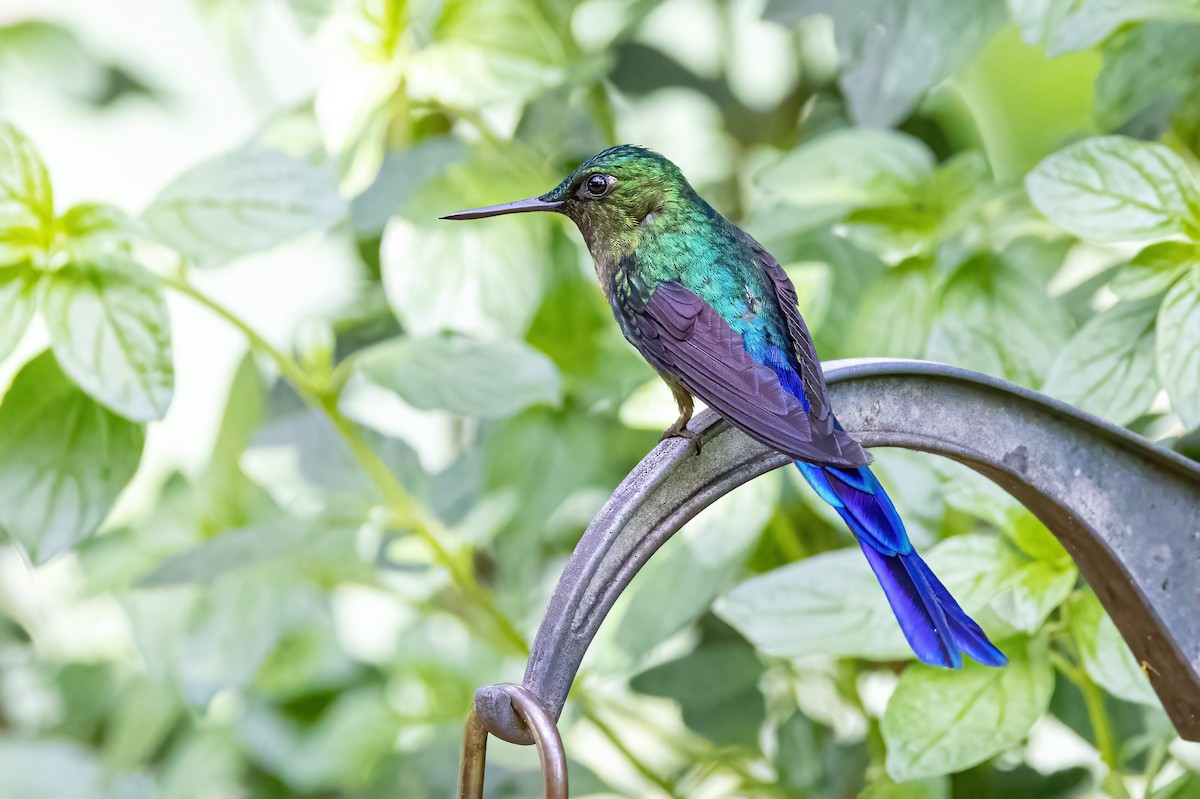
[[443, 145, 1006, 669]]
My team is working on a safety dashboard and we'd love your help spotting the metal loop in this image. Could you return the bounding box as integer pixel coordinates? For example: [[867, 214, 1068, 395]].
[[459, 683, 568, 799]]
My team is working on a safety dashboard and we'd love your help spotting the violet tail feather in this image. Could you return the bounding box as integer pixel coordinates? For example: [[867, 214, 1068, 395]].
[[795, 457, 1007, 669]]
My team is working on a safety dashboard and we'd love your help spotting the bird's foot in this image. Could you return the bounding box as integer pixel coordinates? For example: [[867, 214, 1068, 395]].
[[660, 423, 701, 455]]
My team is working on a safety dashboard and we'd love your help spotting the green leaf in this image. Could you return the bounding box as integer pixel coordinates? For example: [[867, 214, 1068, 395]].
[[927, 249, 1073, 388], [408, 0, 570, 109], [924, 152, 995, 239], [719, 531, 1070, 660], [59, 202, 137, 256], [0, 120, 53, 263], [762, 0, 831, 25], [992, 556, 1076, 634], [882, 638, 1053, 781], [152, 727, 241, 798], [936, 531, 1073, 635], [1005, 0, 1063, 47], [941, 512, 1076, 635], [715, 545, 911, 661], [1026, 136, 1199, 243], [823, 0, 1008, 128], [760, 128, 934, 209], [0, 21, 152, 109], [357, 335, 561, 418], [431, 0, 572, 68], [137, 522, 347, 587], [483, 408, 649, 582], [1009, 0, 1200, 55], [142, 147, 347, 266], [951, 26, 1101, 181], [611, 472, 781, 666], [0, 351, 144, 563], [1108, 242, 1197, 301], [848, 259, 935, 358], [381, 216, 552, 340], [0, 260, 39, 363], [1050, 0, 1200, 56], [527, 260, 652, 409], [43, 255, 174, 421], [239, 685, 401, 792], [1095, 22, 1200, 133], [0, 740, 148, 799], [934, 458, 1024, 530], [716, 534, 1016, 661], [951, 760, 1092, 797], [841, 206, 939, 261], [630, 640, 765, 747], [206, 354, 265, 501], [127, 571, 304, 706], [349, 137, 468, 237], [776, 711, 869, 797], [1068, 590, 1159, 707], [1005, 513, 1071, 568], [285, 0, 336, 33], [952, 508, 1076, 635], [372, 139, 555, 345], [1041, 297, 1160, 424], [1151, 773, 1200, 799], [105, 679, 181, 770], [249, 400, 428, 516], [1156, 266, 1200, 427]]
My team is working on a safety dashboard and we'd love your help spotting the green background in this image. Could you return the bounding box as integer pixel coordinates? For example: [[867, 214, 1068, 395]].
[[0, 0, 1199, 796]]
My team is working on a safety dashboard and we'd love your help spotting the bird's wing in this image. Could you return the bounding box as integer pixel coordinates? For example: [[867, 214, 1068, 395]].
[[755, 247, 836, 436], [630, 280, 870, 467]]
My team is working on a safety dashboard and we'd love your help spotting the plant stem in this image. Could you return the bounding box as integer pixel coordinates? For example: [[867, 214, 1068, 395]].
[[162, 274, 529, 656], [160, 274, 310, 390], [585, 689, 778, 797], [576, 693, 680, 797], [1051, 647, 1130, 799], [165, 274, 685, 789], [1141, 735, 1171, 799], [1080, 671, 1129, 799], [319, 394, 530, 655]]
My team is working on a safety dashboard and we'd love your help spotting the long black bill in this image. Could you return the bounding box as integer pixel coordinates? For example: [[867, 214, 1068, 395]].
[[440, 196, 562, 220]]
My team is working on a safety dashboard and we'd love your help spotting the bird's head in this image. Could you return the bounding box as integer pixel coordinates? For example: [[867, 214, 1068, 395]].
[[442, 145, 696, 252]]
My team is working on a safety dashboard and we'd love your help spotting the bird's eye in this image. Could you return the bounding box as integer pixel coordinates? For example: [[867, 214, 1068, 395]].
[[585, 174, 611, 197]]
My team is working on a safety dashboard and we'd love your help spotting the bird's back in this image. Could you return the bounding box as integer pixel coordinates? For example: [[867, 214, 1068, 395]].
[[616, 202, 795, 361]]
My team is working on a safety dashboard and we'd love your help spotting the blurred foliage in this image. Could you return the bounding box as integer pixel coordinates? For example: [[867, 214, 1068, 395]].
[[0, 0, 1199, 797]]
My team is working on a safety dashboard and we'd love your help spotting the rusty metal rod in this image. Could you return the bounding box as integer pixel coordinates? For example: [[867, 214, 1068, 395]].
[[459, 684, 568, 799]]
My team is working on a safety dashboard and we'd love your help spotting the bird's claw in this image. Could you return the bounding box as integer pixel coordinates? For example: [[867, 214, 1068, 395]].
[[660, 424, 701, 455]]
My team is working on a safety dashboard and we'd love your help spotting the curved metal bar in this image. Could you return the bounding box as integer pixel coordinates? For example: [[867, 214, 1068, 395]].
[[459, 706, 488, 799], [460, 684, 568, 798], [474, 358, 1200, 745]]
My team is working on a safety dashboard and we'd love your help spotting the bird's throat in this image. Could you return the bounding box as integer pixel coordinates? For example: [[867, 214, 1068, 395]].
[[589, 245, 630, 297]]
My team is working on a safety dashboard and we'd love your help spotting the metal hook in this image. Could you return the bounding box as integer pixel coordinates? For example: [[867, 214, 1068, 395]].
[[471, 358, 1200, 744], [459, 683, 569, 799]]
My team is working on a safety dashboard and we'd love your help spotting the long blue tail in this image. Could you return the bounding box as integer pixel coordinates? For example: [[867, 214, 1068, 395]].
[[795, 460, 1007, 669]]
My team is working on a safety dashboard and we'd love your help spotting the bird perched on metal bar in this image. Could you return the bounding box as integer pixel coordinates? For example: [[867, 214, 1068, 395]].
[[443, 145, 1006, 669]]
